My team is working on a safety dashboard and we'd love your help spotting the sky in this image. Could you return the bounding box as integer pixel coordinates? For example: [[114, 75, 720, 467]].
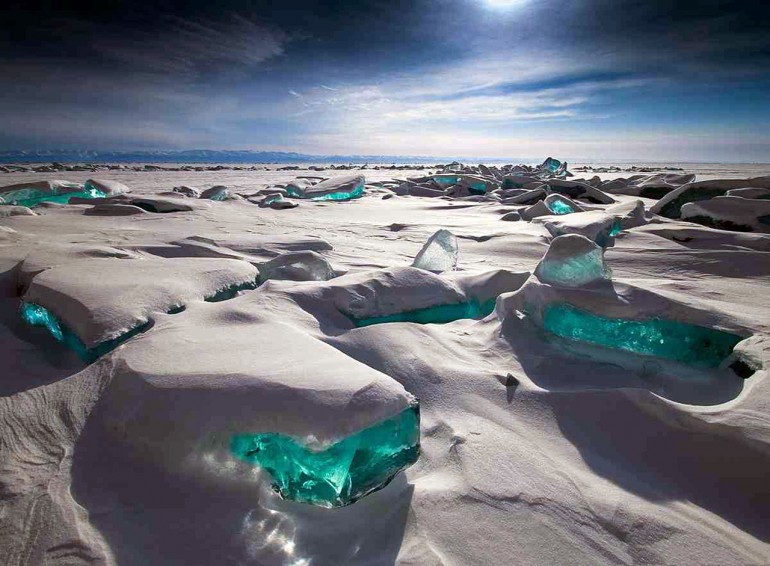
[[1, 0, 769, 161]]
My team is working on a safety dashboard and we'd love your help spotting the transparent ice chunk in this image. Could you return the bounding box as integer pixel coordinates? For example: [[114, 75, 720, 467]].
[[412, 229, 458, 272], [230, 403, 420, 507], [535, 234, 611, 287], [258, 251, 334, 282]]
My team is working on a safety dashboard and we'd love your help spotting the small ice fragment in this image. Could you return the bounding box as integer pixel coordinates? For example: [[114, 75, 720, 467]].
[[412, 229, 458, 272], [535, 234, 611, 287], [258, 251, 334, 282]]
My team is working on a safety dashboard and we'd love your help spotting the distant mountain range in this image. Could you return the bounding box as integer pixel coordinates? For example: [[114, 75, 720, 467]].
[[0, 149, 525, 164]]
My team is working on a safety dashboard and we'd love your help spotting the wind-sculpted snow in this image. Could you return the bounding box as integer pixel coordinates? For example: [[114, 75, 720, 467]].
[[1, 164, 770, 566]]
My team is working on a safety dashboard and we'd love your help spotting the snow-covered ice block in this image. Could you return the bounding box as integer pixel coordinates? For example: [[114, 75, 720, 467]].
[[652, 176, 770, 219], [84, 178, 129, 196], [534, 234, 612, 288], [0, 205, 36, 217], [286, 174, 365, 201], [172, 185, 200, 198], [95, 301, 418, 507], [681, 196, 770, 233], [537, 211, 622, 247], [126, 195, 209, 213], [22, 257, 259, 353], [200, 185, 229, 201], [546, 179, 616, 204], [0, 180, 103, 207], [412, 229, 458, 272], [725, 187, 770, 200]]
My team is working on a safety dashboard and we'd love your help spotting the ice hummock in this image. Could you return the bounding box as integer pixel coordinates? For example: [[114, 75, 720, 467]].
[[286, 174, 365, 201], [412, 229, 458, 272], [231, 402, 419, 508], [534, 234, 612, 287]]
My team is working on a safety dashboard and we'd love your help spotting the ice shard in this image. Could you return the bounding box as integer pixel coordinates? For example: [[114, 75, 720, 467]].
[[542, 303, 743, 368], [412, 229, 458, 272], [534, 234, 611, 287], [231, 403, 420, 507]]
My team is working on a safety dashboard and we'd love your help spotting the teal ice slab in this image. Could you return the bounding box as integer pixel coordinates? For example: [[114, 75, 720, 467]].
[[0, 186, 106, 207], [547, 200, 574, 215], [286, 184, 364, 201], [433, 175, 461, 187], [352, 299, 496, 327], [231, 403, 420, 507], [20, 302, 149, 363], [542, 302, 743, 368]]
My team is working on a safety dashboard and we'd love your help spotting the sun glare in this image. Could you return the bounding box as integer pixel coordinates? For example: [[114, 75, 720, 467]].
[[483, 0, 528, 9]]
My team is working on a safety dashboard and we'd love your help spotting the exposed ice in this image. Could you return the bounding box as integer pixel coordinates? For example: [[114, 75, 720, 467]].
[[534, 234, 612, 287], [542, 302, 743, 368], [352, 299, 495, 327], [231, 403, 419, 507], [286, 174, 365, 201], [412, 229, 458, 272]]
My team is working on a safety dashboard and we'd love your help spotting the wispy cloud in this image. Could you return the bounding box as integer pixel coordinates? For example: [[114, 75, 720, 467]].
[[93, 14, 288, 77]]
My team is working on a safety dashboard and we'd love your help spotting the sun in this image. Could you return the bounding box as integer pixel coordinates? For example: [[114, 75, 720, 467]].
[[482, 0, 528, 9]]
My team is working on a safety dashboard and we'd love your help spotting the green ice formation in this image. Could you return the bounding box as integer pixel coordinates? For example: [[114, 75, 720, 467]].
[[231, 403, 420, 507], [542, 157, 562, 173], [433, 175, 461, 187], [0, 185, 106, 207], [542, 302, 743, 368], [546, 199, 575, 215], [285, 184, 365, 201], [352, 299, 496, 327], [20, 302, 149, 363]]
